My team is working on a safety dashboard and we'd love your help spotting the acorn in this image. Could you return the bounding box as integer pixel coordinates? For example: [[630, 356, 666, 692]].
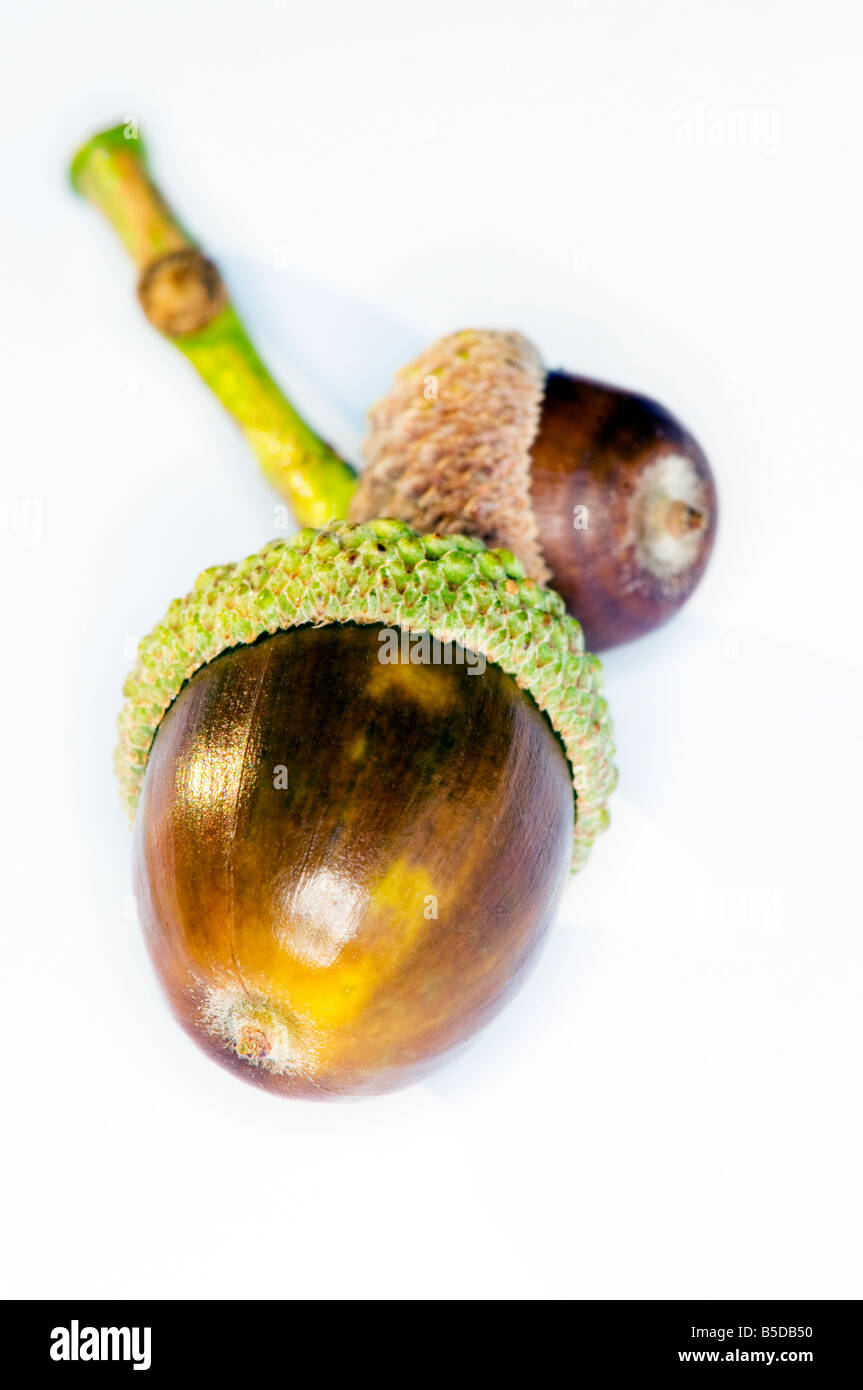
[[73, 128, 617, 1096], [71, 126, 716, 651], [350, 331, 717, 651], [119, 520, 616, 1097]]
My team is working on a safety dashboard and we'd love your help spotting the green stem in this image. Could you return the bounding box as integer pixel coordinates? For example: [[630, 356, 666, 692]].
[[70, 123, 357, 528]]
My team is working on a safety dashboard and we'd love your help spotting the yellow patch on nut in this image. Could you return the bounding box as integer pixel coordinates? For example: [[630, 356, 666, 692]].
[[366, 648, 457, 714]]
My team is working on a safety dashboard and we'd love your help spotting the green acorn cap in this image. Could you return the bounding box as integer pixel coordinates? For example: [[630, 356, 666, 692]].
[[116, 519, 616, 870]]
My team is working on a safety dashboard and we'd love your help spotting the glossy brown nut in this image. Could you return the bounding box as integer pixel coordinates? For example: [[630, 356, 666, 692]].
[[134, 623, 574, 1098], [529, 371, 718, 651]]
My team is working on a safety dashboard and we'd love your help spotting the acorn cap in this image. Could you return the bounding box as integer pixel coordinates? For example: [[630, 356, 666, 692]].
[[116, 519, 616, 870], [350, 331, 550, 584]]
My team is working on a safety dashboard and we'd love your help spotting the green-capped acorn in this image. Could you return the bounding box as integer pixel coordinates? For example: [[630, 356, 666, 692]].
[[73, 127, 616, 1097], [350, 331, 717, 651], [71, 126, 716, 652], [119, 521, 615, 1098]]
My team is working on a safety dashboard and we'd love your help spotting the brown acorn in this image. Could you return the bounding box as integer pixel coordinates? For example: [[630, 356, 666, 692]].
[[120, 521, 615, 1098], [72, 130, 617, 1100], [350, 331, 717, 651], [73, 129, 715, 652]]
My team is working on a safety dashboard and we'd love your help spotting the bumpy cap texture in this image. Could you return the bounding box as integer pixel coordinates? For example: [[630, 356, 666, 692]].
[[116, 520, 615, 870], [350, 330, 550, 584]]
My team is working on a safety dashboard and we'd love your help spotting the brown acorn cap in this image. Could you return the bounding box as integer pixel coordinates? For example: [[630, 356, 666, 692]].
[[354, 332, 717, 651], [349, 330, 550, 584]]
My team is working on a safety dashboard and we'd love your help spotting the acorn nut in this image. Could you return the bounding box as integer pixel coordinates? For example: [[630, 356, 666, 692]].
[[351, 331, 717, 651], [119, 521, 616, 1098], [72, 126, 717, 652]]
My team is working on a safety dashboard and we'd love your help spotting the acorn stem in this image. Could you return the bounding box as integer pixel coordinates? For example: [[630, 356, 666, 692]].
[[70, 123, 357, 528]]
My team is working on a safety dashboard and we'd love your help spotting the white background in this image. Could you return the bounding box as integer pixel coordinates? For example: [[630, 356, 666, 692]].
[[1, 0, 861, 1300]]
